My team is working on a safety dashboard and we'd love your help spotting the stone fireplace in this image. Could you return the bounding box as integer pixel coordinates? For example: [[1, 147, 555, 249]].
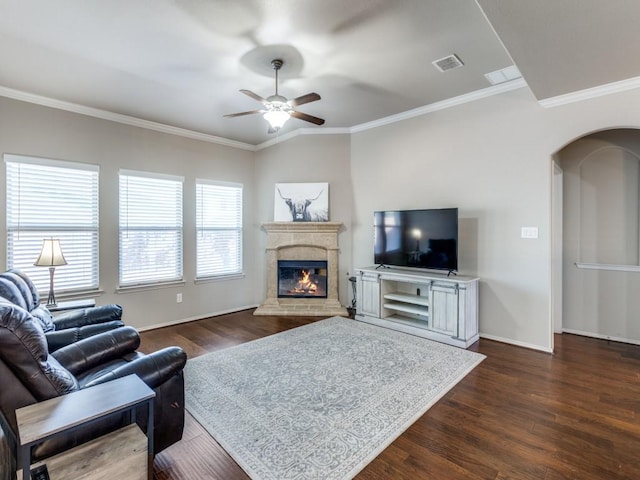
[[254, 222, 348, 316]]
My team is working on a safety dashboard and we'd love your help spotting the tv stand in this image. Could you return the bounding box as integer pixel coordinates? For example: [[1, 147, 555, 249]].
[[355, 266, 479, 348]]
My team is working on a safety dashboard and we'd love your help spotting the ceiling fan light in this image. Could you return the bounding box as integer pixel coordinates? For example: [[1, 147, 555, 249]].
[[263, 110, 290, 129]]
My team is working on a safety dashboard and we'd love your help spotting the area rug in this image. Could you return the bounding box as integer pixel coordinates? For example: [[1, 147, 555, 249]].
[[184, 316, 485, 480]]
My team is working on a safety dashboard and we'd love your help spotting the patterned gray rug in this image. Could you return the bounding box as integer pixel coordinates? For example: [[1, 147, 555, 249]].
[[184, 316, 485, 480]]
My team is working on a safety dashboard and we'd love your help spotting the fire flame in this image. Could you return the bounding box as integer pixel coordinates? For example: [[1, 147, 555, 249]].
[[292, 269, 318, 294]]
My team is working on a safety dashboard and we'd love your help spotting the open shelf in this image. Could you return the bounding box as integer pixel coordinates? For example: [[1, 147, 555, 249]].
[[386, 314, 430, 330], [383, 292, 429, 306], [383, 301, 429, 317], [18, 424, 147, 480]]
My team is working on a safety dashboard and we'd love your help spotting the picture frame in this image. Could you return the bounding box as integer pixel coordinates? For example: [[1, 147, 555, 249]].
[[274, 182, 329, 222]]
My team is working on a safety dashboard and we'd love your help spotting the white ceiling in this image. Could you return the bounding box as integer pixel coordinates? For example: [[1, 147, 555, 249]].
[[0, 1, 637, 146]]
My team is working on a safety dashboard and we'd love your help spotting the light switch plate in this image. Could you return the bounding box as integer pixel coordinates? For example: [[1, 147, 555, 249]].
[[521, 227, 539, 239]]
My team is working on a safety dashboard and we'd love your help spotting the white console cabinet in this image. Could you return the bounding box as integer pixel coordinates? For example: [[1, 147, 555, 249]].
[[355, 266, 479, 348]]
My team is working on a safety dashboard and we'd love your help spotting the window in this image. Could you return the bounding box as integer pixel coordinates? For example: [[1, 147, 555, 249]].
[[5, 154, 99, 294], [196, 180, 243, 279], [119, 170, 183, 287]]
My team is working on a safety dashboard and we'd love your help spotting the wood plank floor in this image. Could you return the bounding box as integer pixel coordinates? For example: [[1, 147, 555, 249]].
[[139, 310, 640, 480]]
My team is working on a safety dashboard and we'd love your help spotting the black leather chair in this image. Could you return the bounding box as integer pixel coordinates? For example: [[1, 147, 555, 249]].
[[0, 297, 187, 477], [0, 269, 124, 351]]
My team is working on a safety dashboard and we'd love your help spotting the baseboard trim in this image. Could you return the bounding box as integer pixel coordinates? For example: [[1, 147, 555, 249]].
[[561, 328, 640, 346], [137, 304, 260, 332], [479, 333, 553, 353]]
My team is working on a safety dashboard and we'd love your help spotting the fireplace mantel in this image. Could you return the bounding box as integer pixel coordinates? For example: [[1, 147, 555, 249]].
[[254, 222, 348, 317]]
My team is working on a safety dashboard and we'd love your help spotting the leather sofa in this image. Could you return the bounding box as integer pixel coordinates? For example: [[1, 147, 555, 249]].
[[0, 269, 124, 351], [0, 296, 187, 476]]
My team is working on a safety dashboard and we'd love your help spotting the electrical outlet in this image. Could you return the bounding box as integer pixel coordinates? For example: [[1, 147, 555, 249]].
[[176, 293, 182, 303]]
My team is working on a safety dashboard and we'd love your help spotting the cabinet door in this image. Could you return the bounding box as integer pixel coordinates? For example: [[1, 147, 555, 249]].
[[430, 284, 459, 336], [357, 272, 380, 318]]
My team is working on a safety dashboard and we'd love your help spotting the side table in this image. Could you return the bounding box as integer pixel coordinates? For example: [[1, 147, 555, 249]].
[[47, 299, 96, 314], [16, 374, 154, 480]]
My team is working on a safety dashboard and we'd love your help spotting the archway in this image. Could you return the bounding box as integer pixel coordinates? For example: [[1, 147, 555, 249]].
[[553, 129, 640, 345]]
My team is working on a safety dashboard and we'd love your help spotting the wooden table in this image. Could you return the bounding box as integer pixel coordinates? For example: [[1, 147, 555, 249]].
[[16, 374, 155, 480]]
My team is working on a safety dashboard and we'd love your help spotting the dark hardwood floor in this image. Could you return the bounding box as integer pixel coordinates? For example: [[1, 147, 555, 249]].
[[139, 310, 640, 480]]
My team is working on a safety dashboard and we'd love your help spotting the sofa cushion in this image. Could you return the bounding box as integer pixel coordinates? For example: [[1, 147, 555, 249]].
[[30, 305, 55, 332], [0, 270, 55, 332], [73, 352, 145, 388], [0, 301, 77, 399]]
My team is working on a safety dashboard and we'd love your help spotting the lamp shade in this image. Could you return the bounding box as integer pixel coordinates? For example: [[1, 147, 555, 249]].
[[34, 238, 68, 267]]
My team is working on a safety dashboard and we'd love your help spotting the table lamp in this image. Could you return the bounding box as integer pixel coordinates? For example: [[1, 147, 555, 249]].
[[34, 238, 67, 307]]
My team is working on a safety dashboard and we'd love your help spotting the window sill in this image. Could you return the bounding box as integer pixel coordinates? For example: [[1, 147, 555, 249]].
[[116, 280, 186, 294], [195, 273, 245, 284]]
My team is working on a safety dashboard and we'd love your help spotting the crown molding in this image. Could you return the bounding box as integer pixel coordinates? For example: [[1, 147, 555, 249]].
[[539, 75, 640, 108], [0, 85, 256, 151], [350, 78, 528, 133], [0, 78, 529, 151]]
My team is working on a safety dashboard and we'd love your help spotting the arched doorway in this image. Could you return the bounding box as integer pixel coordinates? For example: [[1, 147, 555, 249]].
[[553, 129, 640, 345]]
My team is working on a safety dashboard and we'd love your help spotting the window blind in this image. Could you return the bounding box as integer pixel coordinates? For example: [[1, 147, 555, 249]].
[[196, 180, 243, 279], [119, 170, 184, 287], [5, 154, 99, 294]]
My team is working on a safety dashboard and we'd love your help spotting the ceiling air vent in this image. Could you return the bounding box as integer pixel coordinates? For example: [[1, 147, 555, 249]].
[[432, 54, 464, 72]]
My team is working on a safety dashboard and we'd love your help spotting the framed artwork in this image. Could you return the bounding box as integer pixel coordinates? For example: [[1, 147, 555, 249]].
[[274, 182, 329, 222]]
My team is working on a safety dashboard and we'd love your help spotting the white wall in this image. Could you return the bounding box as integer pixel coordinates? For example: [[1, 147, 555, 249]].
[[349, 86, 640, 352], [0, 96, 257, 329]]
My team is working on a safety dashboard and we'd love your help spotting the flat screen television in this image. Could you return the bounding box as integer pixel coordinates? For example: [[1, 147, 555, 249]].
[[374, 208, 458, 272]]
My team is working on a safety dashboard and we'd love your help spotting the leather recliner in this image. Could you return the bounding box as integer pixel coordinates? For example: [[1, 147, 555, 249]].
[[0, 297, 187, 477], [0, 269, 125, 351]]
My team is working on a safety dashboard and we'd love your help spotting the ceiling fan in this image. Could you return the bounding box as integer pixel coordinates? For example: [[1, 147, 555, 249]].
[[224, 58, 325, 134]]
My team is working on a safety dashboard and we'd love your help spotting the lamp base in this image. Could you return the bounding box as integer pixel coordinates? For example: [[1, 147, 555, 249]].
[[46, 266, 57, 307]]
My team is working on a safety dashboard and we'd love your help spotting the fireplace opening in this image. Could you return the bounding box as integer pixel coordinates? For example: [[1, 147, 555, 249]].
[[278, 260, 328, 298]]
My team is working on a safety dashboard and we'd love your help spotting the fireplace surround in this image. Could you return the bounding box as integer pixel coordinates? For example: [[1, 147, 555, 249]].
[[254, 222, 348, 316]]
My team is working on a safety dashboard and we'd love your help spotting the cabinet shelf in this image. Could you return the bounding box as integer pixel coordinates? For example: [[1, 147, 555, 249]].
[[383, 301, 429, 317], [386, 314, 430, 330], [383, 292, 430, 307]]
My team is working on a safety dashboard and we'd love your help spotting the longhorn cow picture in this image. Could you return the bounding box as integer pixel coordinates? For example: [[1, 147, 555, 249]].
[[274, 182, 329, 222]]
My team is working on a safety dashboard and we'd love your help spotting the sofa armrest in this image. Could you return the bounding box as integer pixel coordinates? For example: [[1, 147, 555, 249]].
[[51, 326, 140, 375], [84, 347, 187, 389], [46, 320, 125, 352], [53, 304, 123, 329]]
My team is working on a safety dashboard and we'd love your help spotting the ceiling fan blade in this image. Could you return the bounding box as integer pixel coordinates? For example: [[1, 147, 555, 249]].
[[223, 110, 263, 118], [290, 110, 325, 125], [240, 89, 268, 105], [289, 92, 321, 107]]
